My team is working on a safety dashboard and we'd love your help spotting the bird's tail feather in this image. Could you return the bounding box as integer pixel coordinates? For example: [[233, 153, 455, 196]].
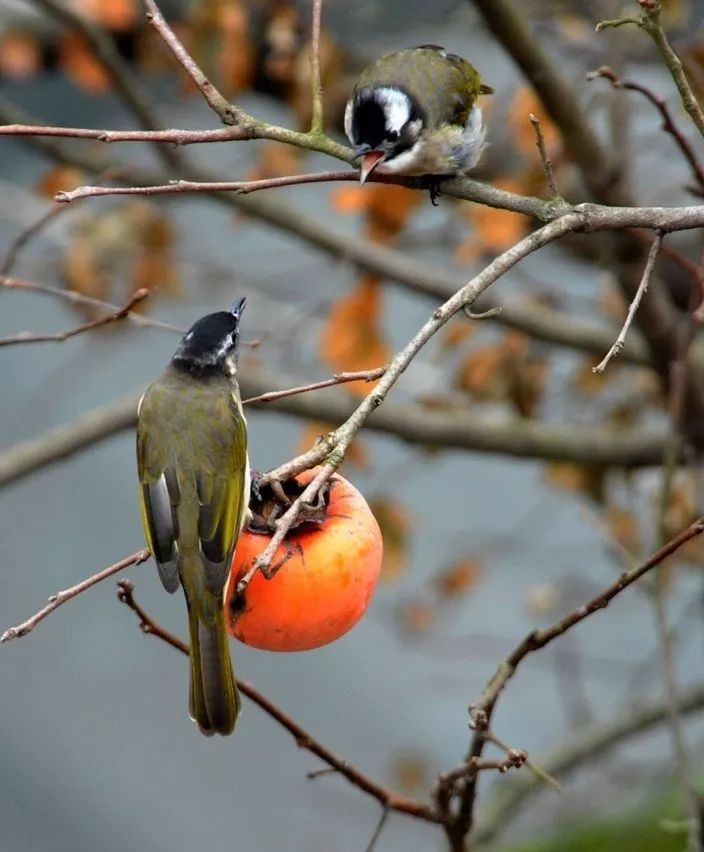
[[187, 598, 240, 736]]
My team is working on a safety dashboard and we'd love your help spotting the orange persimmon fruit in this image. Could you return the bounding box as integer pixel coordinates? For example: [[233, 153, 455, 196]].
[[224, 468, 382, 651]]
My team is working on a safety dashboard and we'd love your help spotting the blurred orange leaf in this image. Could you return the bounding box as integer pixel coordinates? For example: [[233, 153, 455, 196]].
[[391, 751, 430, 795], [0, 31, 41, 79], [457, 178, 529, 263], [321, 276, 390, 395], [37, 166, 85, 199], [457, 331, 547, 417], [80, 0, 137, 31], [330, 185, 369, 214], [397, 600, 435, 635], [245, 141, 303, 181], [58, 32, 110, 92], [572, 355, 621, 395], [544, 461, 606, 503], [605, 505, 640, 553], [369, 497, 410, 582], [439, 319, 476, 351], [435, 560, 482, 599], [63, 231, 109, 303], [365, 185, 423, 244], [218, 1, 255, 94]]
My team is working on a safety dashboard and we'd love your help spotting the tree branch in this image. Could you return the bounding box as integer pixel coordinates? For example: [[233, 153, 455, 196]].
[[529, 113, 559, 199], [470, 0, 704, 431], [30, 0, 177, 169], [0, 288, 153, 348], [625, 0, 704, 142], [116, 579, 441, 824], [589, 66, 704, 193], [309, 0, 325, 135], [1, 549, 150, 643], [455, 516, 704, 846], [593, 231, 663, 372], [0, 366, 671, 493], [473, 680, 704, 847], [0, 275, 183, 334]]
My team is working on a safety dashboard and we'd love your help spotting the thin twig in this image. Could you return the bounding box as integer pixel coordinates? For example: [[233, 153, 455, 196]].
[[116, 579, 441, 823], [142, 0, 244, 125], [1, 550, 150, 643], [309, 0, 325, 135], [364, 807, 391, 852], [638, 1, 704, 143], [484, 730, 559, 791], [0, 275, 183, 334], [55, 171, 386, 203], [0, 288, 152, 348], [0, 204, 66, 275], [596, 4, 704, 140], [593, 230, 663, 373], [457, 515, 704, 845], [529, 113, 559, 199], [0, 123, 250, 144], [241, 367, 386, 405], [650, 274, 704, 852], [589, 66, 704, 192], [473, 680, 704, 848]]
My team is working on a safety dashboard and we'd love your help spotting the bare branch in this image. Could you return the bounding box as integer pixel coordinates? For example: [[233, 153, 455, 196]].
[[241, 367, 386, 405], [0, 372, 671, 493], [606, 1, 704, 142], [309, 0, 325, 134], [0, 123, 250, 145], [142, 0, 245, 126], [1, 550, 150, 643], [457, 516, 704, 844], [473, 680, 704, 847], [593, 231, 663, 373], [529, 113, 559, 199], [117, 579, 441, 824], [0, 288, 153, 348], [0, 204, 66, 275], [0, 275, 183, 334], [364, 807, 391, 852], [588, 66, 704, 193], [55, 171, 391, 204]]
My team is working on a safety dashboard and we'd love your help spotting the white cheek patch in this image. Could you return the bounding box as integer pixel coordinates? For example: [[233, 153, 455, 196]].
[[344, 98, 354, 142], [376, 87, 412, 134]]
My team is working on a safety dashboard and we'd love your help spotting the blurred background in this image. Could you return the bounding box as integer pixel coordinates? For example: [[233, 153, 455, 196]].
[[2, 1, 704, 850]]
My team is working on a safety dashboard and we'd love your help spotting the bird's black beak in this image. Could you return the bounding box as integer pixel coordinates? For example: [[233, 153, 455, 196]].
[[353, 145, 386, 186], [230, 297, 246, 321]]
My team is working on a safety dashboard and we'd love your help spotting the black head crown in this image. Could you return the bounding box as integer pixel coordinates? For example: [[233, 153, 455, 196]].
[[172, 297, 246, 376]]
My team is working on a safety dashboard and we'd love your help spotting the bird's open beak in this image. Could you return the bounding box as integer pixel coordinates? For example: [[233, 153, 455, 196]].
[[356, 150, 386, 185]]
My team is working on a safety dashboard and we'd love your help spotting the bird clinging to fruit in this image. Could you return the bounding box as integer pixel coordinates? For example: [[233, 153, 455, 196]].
[[344, 45, 493, 191], [137, 299, 249, 736]]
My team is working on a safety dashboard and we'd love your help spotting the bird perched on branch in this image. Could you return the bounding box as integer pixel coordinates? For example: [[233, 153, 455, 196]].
[[137, 299, 249, 736], [345, 45, 493, 194]]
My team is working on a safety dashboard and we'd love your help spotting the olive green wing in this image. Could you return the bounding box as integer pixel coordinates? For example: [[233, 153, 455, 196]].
[[136, 385, 181, 593], [137, 386, 248, 597], [194, 392, 249, 595]]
